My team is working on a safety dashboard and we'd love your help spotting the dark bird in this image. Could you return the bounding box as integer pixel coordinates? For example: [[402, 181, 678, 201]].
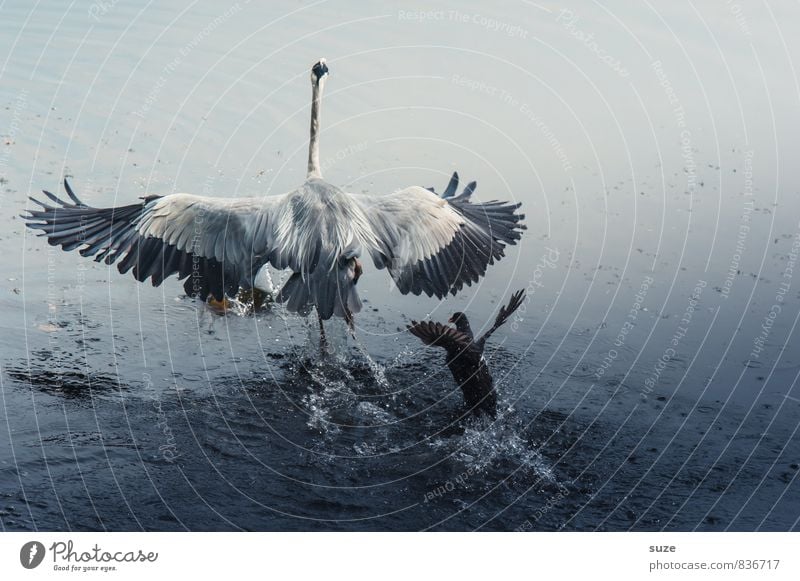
[[408, 290, 526, 418], [22, 58, 525, 349]]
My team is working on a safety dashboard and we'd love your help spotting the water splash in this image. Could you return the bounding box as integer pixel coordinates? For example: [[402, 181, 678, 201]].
[[354, 401, 393, 426], [350, 333, 390, 391], [303, 389, 338, 434], [429, 411, 561, 489], [383, 344, 419, 370], [301, 369, 354, 435]]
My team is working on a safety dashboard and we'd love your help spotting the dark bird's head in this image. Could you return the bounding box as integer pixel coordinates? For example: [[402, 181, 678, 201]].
[[311, 58, 329, 85], [448, 311, 473, 337]]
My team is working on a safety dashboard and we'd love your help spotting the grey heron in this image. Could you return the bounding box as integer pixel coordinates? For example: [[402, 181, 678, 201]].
[[24, 58, 526, 346]]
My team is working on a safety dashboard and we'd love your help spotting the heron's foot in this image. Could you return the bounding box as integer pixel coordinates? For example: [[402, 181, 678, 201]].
[[206, 296, 233, 313], [207, 288, 273, 315]]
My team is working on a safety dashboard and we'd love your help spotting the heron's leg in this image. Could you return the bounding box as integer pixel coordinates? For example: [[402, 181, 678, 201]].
[[317, 311, 328, 352], [344, 309, 356, 334], [344, 257, 361, 337]]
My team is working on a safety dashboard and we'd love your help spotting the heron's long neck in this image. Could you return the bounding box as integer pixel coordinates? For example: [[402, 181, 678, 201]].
[[307, 80, 323, 179]]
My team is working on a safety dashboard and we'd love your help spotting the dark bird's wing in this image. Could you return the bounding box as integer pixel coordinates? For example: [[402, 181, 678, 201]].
[[477, 289, 526, 350], [407, 320, 472, 357], [23, 179, 294, 301], [351, 172, 526, 299]]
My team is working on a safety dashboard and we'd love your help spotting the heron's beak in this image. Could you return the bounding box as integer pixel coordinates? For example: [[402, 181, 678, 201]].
[[448, 315, 455, 323]]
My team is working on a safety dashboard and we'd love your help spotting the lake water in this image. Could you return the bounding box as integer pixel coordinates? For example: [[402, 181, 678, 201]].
[[1, 0, 799, 530]]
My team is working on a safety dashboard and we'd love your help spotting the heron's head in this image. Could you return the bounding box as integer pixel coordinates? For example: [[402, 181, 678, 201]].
[[448, 312, 471, 334], [311, 58, 329, 86]]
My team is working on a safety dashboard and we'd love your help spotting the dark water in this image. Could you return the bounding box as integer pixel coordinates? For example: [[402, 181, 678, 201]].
[[1, 1, 799, 531]]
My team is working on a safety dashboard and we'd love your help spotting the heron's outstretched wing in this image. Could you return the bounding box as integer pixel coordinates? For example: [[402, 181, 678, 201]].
[[352, 173, 526, 299], [476, 289, 526, 350], [23, 179, 292, 300]]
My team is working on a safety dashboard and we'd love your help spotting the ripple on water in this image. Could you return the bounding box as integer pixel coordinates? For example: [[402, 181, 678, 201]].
[[554, 361, 597, 379]]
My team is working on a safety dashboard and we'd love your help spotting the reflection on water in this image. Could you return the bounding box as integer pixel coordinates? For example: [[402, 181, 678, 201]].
[[1, 0, 799, 530]]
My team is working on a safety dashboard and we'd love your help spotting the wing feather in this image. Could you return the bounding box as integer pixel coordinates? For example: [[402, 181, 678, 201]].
[[476, 289, 527, 349], [352, 172, 525, 298], [23, 179, 288, 300], [407, 320, 472, 353]]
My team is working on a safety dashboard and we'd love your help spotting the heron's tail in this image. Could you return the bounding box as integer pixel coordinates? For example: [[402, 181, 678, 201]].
[[276, 252, 362, 321], [276, 272, 313, 316]]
